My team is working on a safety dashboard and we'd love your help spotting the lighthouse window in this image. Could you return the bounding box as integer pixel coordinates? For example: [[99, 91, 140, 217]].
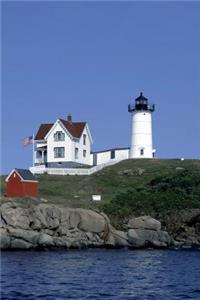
[[111, 150, 115, 159], [140, 149, 144, 156]]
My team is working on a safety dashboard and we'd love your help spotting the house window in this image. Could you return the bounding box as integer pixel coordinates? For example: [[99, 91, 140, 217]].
[[140, 148, 144, 156], [54, 147, 65, 158], [83, 134, 86, 145], [75, 147, 79, 159], [54, 131, 65, 141], [83, 150, 86, 157], [111, 150, 115, 159]]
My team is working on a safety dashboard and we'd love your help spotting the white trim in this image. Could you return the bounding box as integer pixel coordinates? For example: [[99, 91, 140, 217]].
[[5, 169, 18, 182], [85, 123, 93, 144], [93, 147, 129, 154], [34, 139, 46, 142], [5, 169, 24, 182], [37, 120, 91, 143], [22, 180, 38, 183], [32, 134, 35, 167], [44, 119, 74, 140], [5, 169, 38, 183]]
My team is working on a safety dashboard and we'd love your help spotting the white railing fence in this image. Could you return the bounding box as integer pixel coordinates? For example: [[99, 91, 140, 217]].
[[30, 158, 123, 176]]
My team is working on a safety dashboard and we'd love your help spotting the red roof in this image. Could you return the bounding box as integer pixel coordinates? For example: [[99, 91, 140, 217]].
[[35, 119, 86, 140], [35, 124, 53, 140]]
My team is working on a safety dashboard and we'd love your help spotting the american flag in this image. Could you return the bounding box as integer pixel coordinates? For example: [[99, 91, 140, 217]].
[[23, 135, 33, 146]]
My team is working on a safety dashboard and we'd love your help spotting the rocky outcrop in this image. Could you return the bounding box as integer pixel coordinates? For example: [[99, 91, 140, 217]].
[[2, 201, 194, 250], [159, 210, 200, 248], [0, 202, 111, 250], [127, 216, 171, 248], [128, 216, 161, 231], [118, 168, 145, 176]]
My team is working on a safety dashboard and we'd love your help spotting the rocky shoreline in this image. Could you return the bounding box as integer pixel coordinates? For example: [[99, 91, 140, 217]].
[[1, 202, 200, 250]]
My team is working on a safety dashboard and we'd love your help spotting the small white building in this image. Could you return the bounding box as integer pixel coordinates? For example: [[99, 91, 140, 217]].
[[34, 115, 93, 168], [92, 148, 129, 165]]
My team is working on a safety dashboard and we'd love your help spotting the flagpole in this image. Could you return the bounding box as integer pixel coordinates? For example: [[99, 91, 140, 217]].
[[32, 134, 35, 167]]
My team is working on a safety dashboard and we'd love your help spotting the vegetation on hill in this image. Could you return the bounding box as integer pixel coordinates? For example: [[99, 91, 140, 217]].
[[1, 159, 200, 219], [103, 168, 200, 218]]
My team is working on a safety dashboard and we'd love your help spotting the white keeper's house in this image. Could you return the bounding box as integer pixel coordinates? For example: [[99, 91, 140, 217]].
[[30, 92, 155, 175]]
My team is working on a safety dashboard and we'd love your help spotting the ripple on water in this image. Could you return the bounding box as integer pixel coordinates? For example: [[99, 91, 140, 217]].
[[1, 249, 200, 300]]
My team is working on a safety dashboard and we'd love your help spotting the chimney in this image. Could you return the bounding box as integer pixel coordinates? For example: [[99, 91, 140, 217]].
[[67, 114, 72, 123]]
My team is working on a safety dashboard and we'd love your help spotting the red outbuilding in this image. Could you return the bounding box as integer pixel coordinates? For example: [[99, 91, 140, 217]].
[[6, 168, 38, 197]]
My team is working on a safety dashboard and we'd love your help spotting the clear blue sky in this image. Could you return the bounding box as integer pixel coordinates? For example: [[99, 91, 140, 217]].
[[2, 1, 200, 175]]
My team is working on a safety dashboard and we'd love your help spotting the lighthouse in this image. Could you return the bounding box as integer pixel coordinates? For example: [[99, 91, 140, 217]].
[[128, 92, 155, 158]]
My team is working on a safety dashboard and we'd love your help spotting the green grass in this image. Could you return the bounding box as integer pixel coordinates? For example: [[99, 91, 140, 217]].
[[1, 159, 200, 214]]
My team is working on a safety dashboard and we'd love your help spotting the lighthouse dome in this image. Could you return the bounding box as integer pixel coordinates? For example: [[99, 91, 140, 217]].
[[135, 92, 148, 102], [128, 92, 155, 112]]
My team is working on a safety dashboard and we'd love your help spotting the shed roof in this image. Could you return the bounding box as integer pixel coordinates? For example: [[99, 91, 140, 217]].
[[6, 169, 38, 182], [15, 169, 37, 181]]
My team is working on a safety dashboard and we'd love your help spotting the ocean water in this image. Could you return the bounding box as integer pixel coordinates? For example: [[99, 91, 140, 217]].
[[1, 249, 200, 300]]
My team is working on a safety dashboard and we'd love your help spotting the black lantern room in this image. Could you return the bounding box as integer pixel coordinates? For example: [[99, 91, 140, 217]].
[[128, 92, 155, 113]]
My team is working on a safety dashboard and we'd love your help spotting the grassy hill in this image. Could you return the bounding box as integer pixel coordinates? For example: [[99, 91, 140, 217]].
[[1, 159, 200, 217]]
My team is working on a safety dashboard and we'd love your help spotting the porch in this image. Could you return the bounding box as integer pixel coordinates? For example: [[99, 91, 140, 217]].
[[34, 146, 47, 165]]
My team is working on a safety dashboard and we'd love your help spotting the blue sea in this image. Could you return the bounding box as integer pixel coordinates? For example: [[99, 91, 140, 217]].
[[1, 249, 200, 300]]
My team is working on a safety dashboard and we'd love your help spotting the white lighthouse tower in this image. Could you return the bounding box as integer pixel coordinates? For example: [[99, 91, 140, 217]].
[[128, 92, 155, 158]]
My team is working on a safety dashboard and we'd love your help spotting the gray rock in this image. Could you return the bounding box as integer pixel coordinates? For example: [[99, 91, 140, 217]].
[[31, 207, 47, 229], [44, 206, 61, 229], [127, 228, 171, 248], [85, 232, 104, 246], [30, 218, 42, 230], [105, 233, 116, 247], [34, 205, 61, 229], [128, 216, 161, 231], [118, 168, 145, 176], [85, 231, 94, 240], [11, 238, 33, 249], [0, 202, 174, 250], [0, 229, 11, 249], [157, 230, 171, 245], [112, 230, 130, 247], [68, 210, 81, 229], [78, 209, 106, 233], [1, 203, 31, 230], [60, 209, 70, 227], [37, 233, 54, 247], [43, 229, 56, 236], [57, 228, 68, 237], [53, 237, 69, 248], [176, 167, 185, 171], [150, 240, 168, 248], [7, 228, 40, 245], [127, 229, 146, 248], [0, 215, 6, 228]]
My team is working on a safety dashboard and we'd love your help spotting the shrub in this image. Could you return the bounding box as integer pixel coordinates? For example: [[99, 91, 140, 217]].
[[103, 169, 200, 217]]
